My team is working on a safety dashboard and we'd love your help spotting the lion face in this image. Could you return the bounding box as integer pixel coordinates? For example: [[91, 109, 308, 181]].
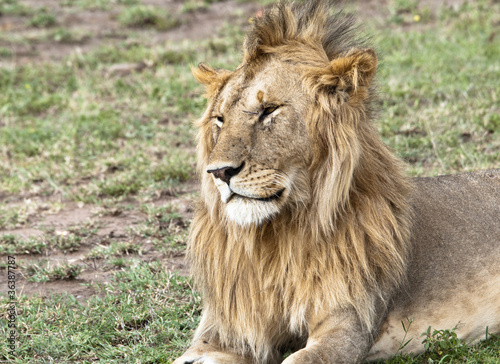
[[194, 44, 379, 227], [202, 60, 313, 226]]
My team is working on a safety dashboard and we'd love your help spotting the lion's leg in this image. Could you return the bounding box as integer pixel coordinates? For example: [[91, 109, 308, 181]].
[[173, 339, 252, 364], [282, 309, 372, 364]]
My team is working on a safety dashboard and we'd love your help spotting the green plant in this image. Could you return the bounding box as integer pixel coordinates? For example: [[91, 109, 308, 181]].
[[49, 233, 82, 253], [97, 177, 142, 197], [26, 263, 82, 282], [61, 0, 138, 10], [181, 0, 209, 13], [421, 325, 468, 362], [27, 10, 57, 28], [0, 0, 33, 16], [118, 5, 180, 30], [86, 241, 142, 260], [0, 262, 201, 361], [0, 234, 47, 255], [0, 47, 12, 57], [396, 318, 414, 355], [390, 0, 418, 13], [49, 28, 87, 43]]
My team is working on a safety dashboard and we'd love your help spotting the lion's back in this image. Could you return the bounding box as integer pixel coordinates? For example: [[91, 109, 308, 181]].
[[368, 169, 500, 360], [411, 169, 500, 269]]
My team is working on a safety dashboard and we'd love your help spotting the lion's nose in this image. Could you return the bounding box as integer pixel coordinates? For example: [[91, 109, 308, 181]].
[[207, 163, 244, 184]]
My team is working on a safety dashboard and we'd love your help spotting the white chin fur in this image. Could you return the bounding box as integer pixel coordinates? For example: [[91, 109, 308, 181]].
[[213, 178, 233, 203], [225, 197, 280, 226]]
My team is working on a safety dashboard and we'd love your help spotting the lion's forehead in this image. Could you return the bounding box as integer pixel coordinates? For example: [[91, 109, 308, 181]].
[[217, 61, 301, 115], [218, 76, 268, 113]]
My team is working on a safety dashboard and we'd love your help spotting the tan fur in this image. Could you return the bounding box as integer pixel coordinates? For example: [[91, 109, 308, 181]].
[[174, 2, 500, 364]]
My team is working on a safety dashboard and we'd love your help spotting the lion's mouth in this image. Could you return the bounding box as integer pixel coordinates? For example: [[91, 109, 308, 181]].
[[254, 189, 285, 202], [230, 189, 285, 202]]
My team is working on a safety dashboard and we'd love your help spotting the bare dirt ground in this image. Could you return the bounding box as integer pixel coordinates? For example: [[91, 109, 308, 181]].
[[0, 0, 467, 301]]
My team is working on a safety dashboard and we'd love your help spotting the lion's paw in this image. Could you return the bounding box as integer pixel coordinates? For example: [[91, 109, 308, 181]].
[[184, 354, 217, 364], [172, 354, 201, 364], [174, 353, 235, 364]]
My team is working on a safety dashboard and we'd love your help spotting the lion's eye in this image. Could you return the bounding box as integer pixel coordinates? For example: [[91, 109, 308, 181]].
[[259, 105, 278, 123], [214, 116, 224, 128]]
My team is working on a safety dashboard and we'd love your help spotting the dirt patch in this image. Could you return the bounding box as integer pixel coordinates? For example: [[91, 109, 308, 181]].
[[0, 180, 196, 300], [1, 228, 44, 239], [41, 204, 95, 228]]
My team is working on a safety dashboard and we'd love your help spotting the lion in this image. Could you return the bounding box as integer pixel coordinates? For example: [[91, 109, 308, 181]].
[[173, 1, 500, 363]]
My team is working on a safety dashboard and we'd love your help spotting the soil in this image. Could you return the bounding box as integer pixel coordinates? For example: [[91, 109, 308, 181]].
[[0, 179, 196, 300], [0, 0, 466, 301]]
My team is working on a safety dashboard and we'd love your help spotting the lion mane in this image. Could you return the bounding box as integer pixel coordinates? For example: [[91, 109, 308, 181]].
[[188, 1, 412, 362]]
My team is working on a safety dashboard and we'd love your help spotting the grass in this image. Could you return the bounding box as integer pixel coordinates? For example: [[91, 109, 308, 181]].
[[0, 232, 82, 255], [48, 28, 89, 44], [0, 0, 33, 16], [0, 43, 200, 199], [25, 262, 82, 282], [0, 234, 48, 255], [0, 262, 201, 363], [85, 241, 143, 260], [134, 204, 189, 256], [0, 199, 64, 230], [0, 0, 499, 363], [379, 326, 500, 363], [374, 0, 500, 176], [27, 10, 57, 28], [181, 0, 228, 13], [118, 5, 181, 30], [61, 0, 140, 10]]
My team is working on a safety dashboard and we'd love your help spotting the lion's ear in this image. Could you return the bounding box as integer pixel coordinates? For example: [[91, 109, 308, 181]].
[[329, 48, 377, 94], [191, 63, 233, 98]]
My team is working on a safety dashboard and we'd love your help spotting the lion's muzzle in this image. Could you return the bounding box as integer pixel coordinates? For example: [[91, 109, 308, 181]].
[[206, 161, 290, 225]]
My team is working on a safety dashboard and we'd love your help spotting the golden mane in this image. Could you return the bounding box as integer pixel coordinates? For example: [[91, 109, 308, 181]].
[[188, 1, 413, 362]]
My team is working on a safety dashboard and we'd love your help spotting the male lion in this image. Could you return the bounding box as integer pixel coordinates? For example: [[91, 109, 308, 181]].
[[174, 1, 500, 363]]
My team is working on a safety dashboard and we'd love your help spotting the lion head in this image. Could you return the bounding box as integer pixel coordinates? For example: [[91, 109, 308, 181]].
[[192, 5, 385, 229], [193, 58, 311, 226], [188, 1, 413, 361]]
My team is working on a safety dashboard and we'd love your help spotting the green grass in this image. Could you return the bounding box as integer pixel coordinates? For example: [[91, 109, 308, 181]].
[[0, 262, 201, 363], [134, 204, 189, 255], [0, 234, 48, 255], [0, 200, 64, 230], [0, 0, 33, 16], [0, 233, 82, 255], [379, 327, 500, 363], [27, 10, 57, 28], [181, 0, 228, 13], [85, 241, 143, 260], [0, 47, 13, 57], [61, 0, 140, 10], [0, 0, 499, 363], [118, 5, 181, 30], [0, 43, 201, 199], [25, 262, 82, 282], [375, 0, 500, 176], [48, 28, 89, 44]]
